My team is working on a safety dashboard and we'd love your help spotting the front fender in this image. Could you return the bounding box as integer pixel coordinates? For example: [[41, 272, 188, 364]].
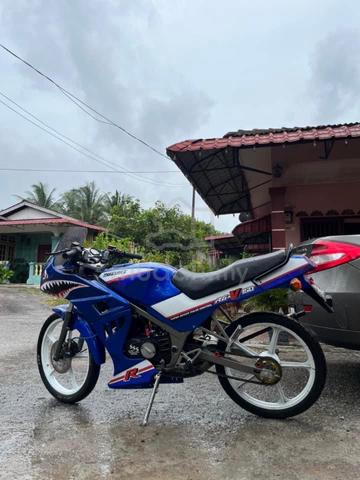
[[52, 305, 105, 365]]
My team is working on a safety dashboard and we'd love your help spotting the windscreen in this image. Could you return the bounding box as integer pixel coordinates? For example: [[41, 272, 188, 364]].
[[53, 226, 88, 266]]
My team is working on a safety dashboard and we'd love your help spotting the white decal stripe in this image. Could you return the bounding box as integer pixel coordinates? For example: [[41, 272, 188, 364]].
[[256, 256, 309, 285], [152, 281, 255, 318], [153, 256, 310, 319]]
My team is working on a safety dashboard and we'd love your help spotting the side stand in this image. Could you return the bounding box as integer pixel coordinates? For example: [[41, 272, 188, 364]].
[[142, 372, 162, 426]]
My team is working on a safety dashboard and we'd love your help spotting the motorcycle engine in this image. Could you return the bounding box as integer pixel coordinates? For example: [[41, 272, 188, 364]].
[[125, 319, 172, 366]]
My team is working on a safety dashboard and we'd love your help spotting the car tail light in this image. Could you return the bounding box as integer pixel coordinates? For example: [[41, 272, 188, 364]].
[[308, 240, 360, 272]]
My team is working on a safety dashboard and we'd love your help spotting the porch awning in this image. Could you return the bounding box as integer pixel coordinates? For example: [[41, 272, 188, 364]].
[[205, 233, 242, 252], [232, 215, 271, 244], [166, 147, 253, 215], [166, 122, 360, 215]]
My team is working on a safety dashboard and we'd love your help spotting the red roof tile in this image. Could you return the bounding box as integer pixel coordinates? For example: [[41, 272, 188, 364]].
[[167, 123, 360, 153]]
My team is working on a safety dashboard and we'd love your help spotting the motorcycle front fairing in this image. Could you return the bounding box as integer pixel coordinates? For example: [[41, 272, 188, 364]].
[[41, 258, 163, 387]]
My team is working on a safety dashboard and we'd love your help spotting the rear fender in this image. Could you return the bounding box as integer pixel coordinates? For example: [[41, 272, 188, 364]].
[[300, 274, 334, 313], [52, 305, 105, 365]]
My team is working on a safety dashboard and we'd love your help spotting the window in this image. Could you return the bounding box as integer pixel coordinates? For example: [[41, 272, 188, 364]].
[[0, 235, 16, 261], [301, 217, 360, 241]]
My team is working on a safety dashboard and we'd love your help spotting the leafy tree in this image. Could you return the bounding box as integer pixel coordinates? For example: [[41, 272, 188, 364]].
[[108, 200, 217, 267], [21, 182, 57, 209], [87, 232, 134, 253], [105, 192, 142, 237], [138, 201, 216, 250], [21, 181, 221, 270], [59, 181, 106, 225]]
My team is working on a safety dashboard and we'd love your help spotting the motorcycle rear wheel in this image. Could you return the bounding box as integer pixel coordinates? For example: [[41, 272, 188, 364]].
[[216, 312, 326, 419], [37, 313, 100, 404]]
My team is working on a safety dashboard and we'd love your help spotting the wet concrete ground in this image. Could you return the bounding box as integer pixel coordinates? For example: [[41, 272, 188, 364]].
[[1, 287, 360, 480]]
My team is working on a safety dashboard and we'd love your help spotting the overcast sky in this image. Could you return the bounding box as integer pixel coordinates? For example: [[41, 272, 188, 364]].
[[1, 0, 360, 232]]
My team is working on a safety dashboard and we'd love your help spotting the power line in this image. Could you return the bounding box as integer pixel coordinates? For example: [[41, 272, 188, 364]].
[[0, 96, 175, 187], [0, 92, 184, 187], [0, 167, 180, 174], [0, 90, 181, 186], [0, 43, 170, 160]]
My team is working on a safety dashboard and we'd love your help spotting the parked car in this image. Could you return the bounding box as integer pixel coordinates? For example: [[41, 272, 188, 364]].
[[295, 235, 360, 350]]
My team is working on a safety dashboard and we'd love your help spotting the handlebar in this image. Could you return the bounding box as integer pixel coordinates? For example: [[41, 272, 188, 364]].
[[106, 245, 142, 260], [50, 244, 143, 265], [113, 251, 143, 260], [62, 247, 82, 259]]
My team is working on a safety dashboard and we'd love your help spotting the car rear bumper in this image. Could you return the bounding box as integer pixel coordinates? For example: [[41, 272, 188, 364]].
[[299, 260, 360, 350]]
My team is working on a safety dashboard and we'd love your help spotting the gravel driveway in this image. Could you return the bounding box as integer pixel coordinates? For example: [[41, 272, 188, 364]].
[[1, 286, 360, 480]]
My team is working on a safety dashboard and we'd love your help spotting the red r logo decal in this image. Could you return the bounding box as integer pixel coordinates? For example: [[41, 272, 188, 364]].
[[124, 368, 139, 381], [230, 288, 241, 300]]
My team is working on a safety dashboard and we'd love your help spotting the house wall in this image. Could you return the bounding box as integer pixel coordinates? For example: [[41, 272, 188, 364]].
[[14, 233, 53, 261], [6, 206, 57, 220], [269, 138, 360, 247], [284, 182, 360, 245]]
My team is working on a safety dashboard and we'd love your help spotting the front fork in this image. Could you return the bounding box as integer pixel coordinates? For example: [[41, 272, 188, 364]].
[[53, 303, 74, 362]]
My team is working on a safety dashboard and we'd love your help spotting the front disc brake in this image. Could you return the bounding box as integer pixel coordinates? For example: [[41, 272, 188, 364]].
[[50, 341, 71, 374]]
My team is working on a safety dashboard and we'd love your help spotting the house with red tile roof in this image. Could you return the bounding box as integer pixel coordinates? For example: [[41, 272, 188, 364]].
[[167, 122, 360, 259], [0, 200, 105, 284]]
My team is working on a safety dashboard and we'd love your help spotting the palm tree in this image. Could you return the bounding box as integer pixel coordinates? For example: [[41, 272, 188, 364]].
[[104, 190, 140, 215], [59, 181, 106, 225], [104, 190, 123, 211], [19, 182, 57, 209]]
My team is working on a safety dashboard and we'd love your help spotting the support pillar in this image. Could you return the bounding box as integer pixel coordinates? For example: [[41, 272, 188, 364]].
[[269, 187, 286, 251]]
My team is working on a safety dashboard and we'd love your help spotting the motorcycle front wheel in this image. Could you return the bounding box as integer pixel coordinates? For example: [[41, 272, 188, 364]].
[[37, 313, 100, 403], [216, 312, 326, 419]]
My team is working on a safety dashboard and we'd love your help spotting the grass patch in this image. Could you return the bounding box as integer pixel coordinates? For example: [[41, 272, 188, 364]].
[[38, 292, 69, 307]]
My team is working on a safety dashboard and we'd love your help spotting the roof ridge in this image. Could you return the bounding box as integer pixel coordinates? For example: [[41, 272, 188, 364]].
[[0, 200, 64, 218], [223, 122, 360, 138], [167, 122, 360, 156], [0, 217, 106, 231]]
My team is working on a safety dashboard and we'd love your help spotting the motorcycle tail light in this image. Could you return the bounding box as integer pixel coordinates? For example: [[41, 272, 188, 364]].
[[303, 304, 313, 313], [308, 240, 360, 273]]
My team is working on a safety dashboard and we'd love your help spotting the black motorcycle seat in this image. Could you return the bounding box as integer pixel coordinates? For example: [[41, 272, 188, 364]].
[[172, 250, 287, 300]]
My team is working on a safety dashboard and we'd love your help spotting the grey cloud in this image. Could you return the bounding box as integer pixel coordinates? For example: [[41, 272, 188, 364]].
[[309, 29, 360, 122], [2, 1, 212, 169], [3, 1, 358, 234]]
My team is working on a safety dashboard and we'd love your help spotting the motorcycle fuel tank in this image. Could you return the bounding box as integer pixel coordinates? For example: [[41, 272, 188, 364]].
[[99, 262, 180, 306]]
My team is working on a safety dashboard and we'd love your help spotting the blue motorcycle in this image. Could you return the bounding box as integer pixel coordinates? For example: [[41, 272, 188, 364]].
[[37, 228, 333, 424]]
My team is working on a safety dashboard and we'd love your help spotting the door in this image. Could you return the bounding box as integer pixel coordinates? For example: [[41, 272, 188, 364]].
[[37, 244, 51, 263]]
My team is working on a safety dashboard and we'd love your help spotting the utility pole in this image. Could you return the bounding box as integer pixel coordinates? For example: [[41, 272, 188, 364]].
[[191, 186, 196, 220]]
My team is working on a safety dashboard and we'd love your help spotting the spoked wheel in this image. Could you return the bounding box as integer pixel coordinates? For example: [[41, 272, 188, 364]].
[[37, 314, 100, 403], [216, 312, 326, 418]]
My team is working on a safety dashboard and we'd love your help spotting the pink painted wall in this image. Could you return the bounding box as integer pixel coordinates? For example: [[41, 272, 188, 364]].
[[284, 182, 360, 245], [268, 138, 360, 246]]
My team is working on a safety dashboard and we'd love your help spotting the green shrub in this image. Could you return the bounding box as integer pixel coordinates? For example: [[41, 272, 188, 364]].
[[243, 288, 288, 313], [0, 264, 13, 284]]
